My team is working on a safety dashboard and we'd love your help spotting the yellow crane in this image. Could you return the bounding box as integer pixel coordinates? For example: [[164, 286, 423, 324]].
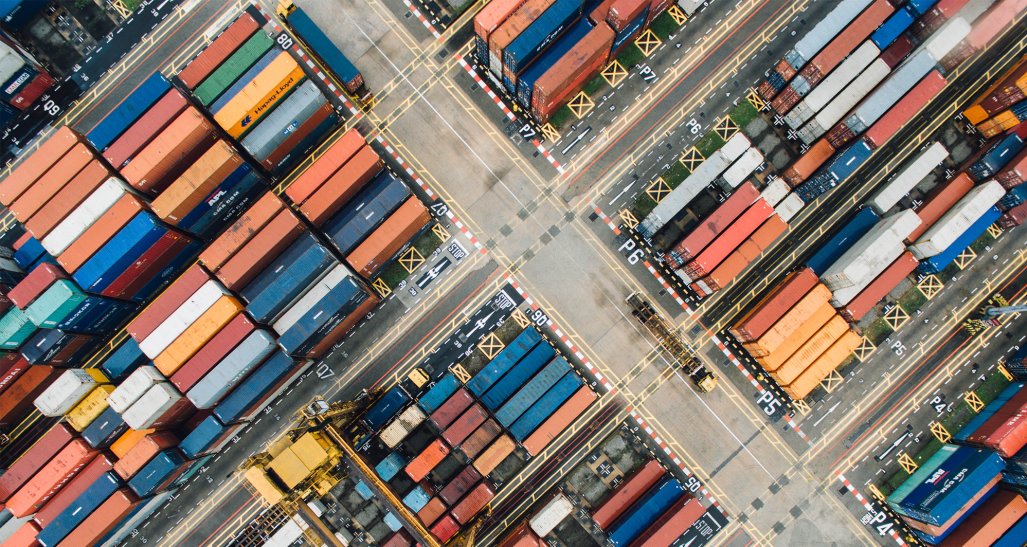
[[626, 292, 717, 392]]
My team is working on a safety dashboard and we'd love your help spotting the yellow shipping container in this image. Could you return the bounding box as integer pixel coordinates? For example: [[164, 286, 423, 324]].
[[66, 384, 117, 431], [770, 315, 847, 385], [757, 302, 835, 370], [111, 428, 155, 459], [154, 295, 244, 375], [214, 54, 305, 138], [963, 105, 988, 125], [782, 330, 861, 400], [742, 284, 832, 357], [84, 369, 110, 384]]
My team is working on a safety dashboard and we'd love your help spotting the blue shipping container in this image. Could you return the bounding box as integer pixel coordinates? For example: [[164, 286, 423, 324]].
[[174, 454, 214, 487], [129, 449, 189, 497], [188, 175, 267, 243], [607, 477, 686, 547], [72, 213, 168, 293], [611, 8, 647, 55], [87, 73, 171, 150], [497, 356, 571, 426], [906, 0, 939, 16], [919, 207, 1001, 275], [516, 20, 592, 108], [13, 237, 45, 269], [37, 471, 122, 547], [503, 0, 584, 75], [992, 509, 1027, 547], [130, 240, 204, 304], [2, 0, 49, 30], [828, 140, 873, 182], [806, 208, 879, 275], [324, 172, 411, 255], [81, 406, 127, 448], [969, 134, 1025, 182], [510, 372, 582, 440], [188, 330, 276, 408], [214, 351, 295, 424], [900, 450, 1006, 525], [242, 231, 337, 323], [954, 383, 1024, 443], [181, 415, 228, 459], [911, 485, 997, 545], [364, 386, 410, 431], [211, 48, 283, 113], [287, 7, 363, 90], [376, 452, 406, 481], [177, 163, 254, 229], [887, 445, 962, 509], [468, 328, 543, 396], [482, 342, 557, 411], [871, 6, 916, 50], [21, 329, 77, 363], [893, 446, 978, 518], [278, 278, 372, 356], [403, 486, 431, 512], [418, 374, 460, 414]]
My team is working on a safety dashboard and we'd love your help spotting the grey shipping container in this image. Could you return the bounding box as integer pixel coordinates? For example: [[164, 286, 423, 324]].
[[497, 356, 572, 426], [81, 406, 128, 448], [187, 329, 276, 408], [789, 0, 875, 68], [275, 268, 372, 356], [241, 231, 338, 323], [213, 351, 295, 424], [241, 80, 327, 160], [845, 51, 935, 133], [37, 471, 122, 547], [324, 172, 412, 255]]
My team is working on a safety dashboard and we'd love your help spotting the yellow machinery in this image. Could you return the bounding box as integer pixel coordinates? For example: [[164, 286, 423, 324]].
[[626, 292, 717, 392]]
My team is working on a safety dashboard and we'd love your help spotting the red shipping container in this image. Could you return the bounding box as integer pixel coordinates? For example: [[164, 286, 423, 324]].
[[865, 71, 946, 149], [55, 488, 141, 547], [729, 268, 818, 342], [498, 522, 541, 547], [476, 0, 530, 41], [756, 80, 778, 102], [803, 0, 893, 81], [171, 314, 255, 393], [9, 264, 70, 310], [936, 490, 1026, 546], [771, 87, 801, 116], [524, 388, 595, 456], [6, 439, 100, 517], [0, 423, 76, 502], [381, 530, 414, 547], [783, 140, 835, 186], [826, 122, 857, 149], [0, 354, 30, 395], [418, 497, 448, 527], [104, 90, 190, 169], [699, 216, 787, 294], [11, 143, 94, 222], [627, 494, 703, 547], [967, 389, 1027, 445], [304, 294, 380, 359], [104, 231, 194, 301], [33, 454, 115, 528], [460, 419, 501, 459], [114, 432, 179, 480], [775, 59, 796, 81], [684, 200, 773, 278], [440, 466, 482, 505], [126, 264, 210, 341], [3, 521, 41, 547], [407, 439, 450, 482], [120, 107, 218, 196], [533, 23, 615, 121], [199, 193, 286, 271], [607, 0, 648, 31], [286, 130, 366, 204], [178, 14, 261, 89], [25, 160, 113, 239], [0, 127, 86, 206], [668, 182, 758, 266], [10, 72, 54, 111], [982, 400, 1027, 456], [839, 253, 918, 321], [299, 146, 383, 226], [443, 405, 489, 447], [451, 482, 495, 524], [431, 515, 459, 543], [592, 459, 665, 528], [261, 103, 334, 172], [56, 194, 148, 273], [431, 389, 474, 430], [0, 367, 62, 428], [1000, 202, 1027, 228], [347, 198, 431, 278], [908, 173, 974, 242], [149, 397, 196, 430], [215, 209, 304, 290], [644, 0, 672, 25], [880, 35, 914, 69], [977, 62, 1027, 117]]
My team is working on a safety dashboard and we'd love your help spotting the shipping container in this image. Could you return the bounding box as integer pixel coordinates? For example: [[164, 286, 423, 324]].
[[363, 385, 411, 431], [215, 53, 305, 138], [104, 90, 190, 169], [199, 194, 285, 271], [178, 13, 261, 89], [639, 147, 740, 237], [273, 265, 377, 357], [489, 0, 559, 76], [242, 80, 325, 161], [300, 147, 385, 227], [418, 373, 460, 414], [407, 440, 449, 482], [907, 173, 974, 242], [0, 366, 61, 426], [123, 382, 193, 429], [113, 432, 178, 480], [286, 130, 366, 204], [431, 515, 459, 543], [786, 42, 880, 130], [593, 459, 666, 529], [107, 366, 165, 414], [213, 351, 296, 424], [666, 183, 758, 267], [782, 331, 860, 399], [820, 210, 921, 290], [127, 449, 188, 497], [900, 475, 998, 539], [787, 0, 875, 69], [469, 327, 542, 395], [683, 200, 773, 278], [497, 357, 571, 426], [11, 143, 93, 223], [95, 492, 173, 547], [100, 340, 148, 383], [898, 448, 1004, 523], [216, 210, 304, 290], [26, 161, 114, 240], [627, 494, 703, 547], [934, 490, 1026, 546], [285, 6, 365, 96], [443, 405, 489, 446], [450, 482, 495, 524], [838, 253, 918, 320], [909, 181, 1005, 258], [805, 208, 880, 276], [151, 141, 244, 224], [475, 0, 530, 63], [755, 302, 834, 371], [6, 438, 99, 517], [34, 369, 106, 417], [431, 388, 475, 431], [523, 387, 594, 456], [502, 0, 584, 87], [381, 404, 428, 449], [515, 20, 591, 107], [460, 419, 502, 459], [532, 23, 614, 122], [81, 407, 127, 449], [418, 497, 448, 527], [262, 106, 337, 174], [0, 127, 86, 206], [138, 280, 230, 359], [58, 488, 140, 547], [529, 492, 573, 537], [9, 264, 68, 310], [868, 143, 948, 214], [187, 329, 275, 408], [323, 172, 411, 255], [955, 383, 1024, 444], [865, 71, 946, 149], [65, 385, 114, 432], [510, 372, 582, 440], [439, 466, 481, 505], [195, 33, 276, 106], [729, 268, 818, 342], [376, 452, 406, 481], [0, 424, 76, 502], [36, 471, 121, 547], [474, 434, 515, 476], [482, 342, 556, 410], [782, 140, 835, 186], [607, 477, 685, 547], [180, 415, 235, 458], [33, 454, 115, 529], [741, 284, 833, 356], [52, 194, 145, 277], [694, 215, 788, 295], [86, 73, 171, 151], [121, 108, 218, 196]]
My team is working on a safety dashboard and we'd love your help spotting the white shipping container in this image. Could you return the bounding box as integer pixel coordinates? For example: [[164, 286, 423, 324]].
[[793, 0, 875, 63], [43, 178, 130, 256], [398, 405, 427, 429], [675, 269, 693, 283], [640, 151, 730, 236], [723, 147, 764, 188], [34, 369, 104, 416], [140, 280, 231, 358], [721, 133, 751, 162], [775, 193, 805, 222], [785, 101, 815, 130], [821, 210, 921, 290], [0, 514, 32, 544], [677, 0, 704, 15], [761, 178, 790, 207], [804, 41, 880, 113], [122, 382, 181, 430], [924, 17, 972, 61], [380, 418, 411, 449], [107, 366, 165, 414], [188, 330, 276, 408], [908, 180, 1005, 257], [828, 240, 908, 306], [868, 143, 949, 214], [851, 52, 936, 130], [694, 279, 714, 296], [0, 54, 25, 88], [489, 50, 503, 78], [273, 264, 357, 335], [814, 59, 890, 130], [530, 493, 574, 537]]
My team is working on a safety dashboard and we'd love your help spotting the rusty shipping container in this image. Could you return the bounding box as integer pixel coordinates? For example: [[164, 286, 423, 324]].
[[418, 497, 448, 526], [120, 107, 218, 195], [442, 405, 489, 447], [216, 209, 303, 290], [532, 23, 614, 122], [592, 459, 666, 529], [431, 389, 475, 430], [0, 366, 62, 428], [439, 466, 482, 505], [0, 127, 86, 206], [755, 302, 834, 372], [474, 434, 515, 476], [300, 146, 384, 226], [729, 268, 818, 342], [199, 193, 286, 271], [151, 141, 244, 224], [460, 419, 502, 459], [0, 423, 76, 502], [347, 198, 431, 278]]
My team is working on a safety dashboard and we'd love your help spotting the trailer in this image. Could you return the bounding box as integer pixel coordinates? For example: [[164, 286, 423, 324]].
[[626, 293, 715, 392]]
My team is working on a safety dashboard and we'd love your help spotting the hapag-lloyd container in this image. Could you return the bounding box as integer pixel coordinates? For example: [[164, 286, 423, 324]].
[[214, 53, 306, 139], [187, 329, 275, 408], [242, 80, 326, 160], [86, 73, 171, 151], [104, 90, 190, 169], [241, 231, 338, 323], [178, 13, 261, 89], [139, 280, 232, 358], [120, 107, 218, 196]]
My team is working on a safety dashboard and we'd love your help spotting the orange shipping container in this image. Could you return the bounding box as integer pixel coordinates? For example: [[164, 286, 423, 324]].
[[699, 216, 787, 293], [215, 209, 304, 290], [473, 434, 515, 476], [347, 199, 431, 278], [907, 173, 974, 242], [782, 330, 860, 400], [286, 130, 366, 204], [729, 268, 819, 342], [11, 143, 94, 222], [769, 315, 846, 384], [756, 302, 835, 371], [299, 146, 384, 226], [25, 161, 113, 239], [152, 141, 244, 224], [113, 432, 179, 480], [120, 107, 218, 195], [199, 193, 285, 271], [934, 490, 1027, 546], [57, 195, 149, 273], [6, 439, 99, 517], [110, 429, 154, 460], [782, 140, 835, 187], [741, 284, 832, 356], [418, 497, 447, 527], [3, 521, 41, 547], [488, 0, 557, 72], [154, 296, 244, 375], [0, 127, 86, 206], [56, 488, 141, 547], [214, 55, 305, 138], [524, 388, 595, 456], [406, 439, 449, 482]]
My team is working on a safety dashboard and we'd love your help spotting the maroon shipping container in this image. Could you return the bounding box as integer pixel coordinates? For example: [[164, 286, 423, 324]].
[[0, 284, 11, 315], [839, 253, 918, 322], [418, 497, 447, 527], [0, 127, 85, 206], [729, 268, 818, 342], [0, 354, 30, 395], [33, 454, 115, 528], [11, 143, 94, 223], [104, 90, 190, 168], [126, 264, 211, 342], [120, 107, 218, 196], [10, 72, 54, 111], [104, 231, 195, 301], [865, 71, 946, 149], [826, 122, 857, 149], [532, 23, 615, 122], [0, 423, 76, 502], [431, 389, 475, 430], [261, 103, 334, 172], [450, 482, 495, 524], [0, 366, 62, 428], [6, 438, 100, 517], [908, 173, 974, 242], [431, 515, 459, 543], [592, 459, 665, 528], [607, 0, 647, 31], [627, 494, 703, 547], [381, 529, 415, 547], [1000, 202, 1027, 228], [683, 200, 773, 278], [996, 146, 1027, 188], [43, 334, 93, 366], [200, 193, 286, 271], [978, 62, 1027, 117], [150, 397, 196, 430], [25, 160, 113, 239], [756, 80, 778, 102], [9, 263, 70, 310], [439, 466, 482, 505], [771, 87, 801, 116], [499, 522, 541, 547], [443, 405, 489, 450], [299, 146, 383, 226], [880, 35, 914, 69], [459, 419, 501, 459], [215, 210, 304, 290], [667, 183, 758, 267], [937, 490, 1026, 546], [178, 14, 262, 89]]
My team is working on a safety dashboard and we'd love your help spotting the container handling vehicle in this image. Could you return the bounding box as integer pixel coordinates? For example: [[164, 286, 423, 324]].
[[626, 293, 717, 392]]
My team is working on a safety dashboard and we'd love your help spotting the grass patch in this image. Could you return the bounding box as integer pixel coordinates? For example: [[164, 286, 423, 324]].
[[663, 162, 691, 188], [648, 11, 681, 40], [898, 286, 928, 315], [378, 229, 446, 289], [695, 131, 726, 158], [864, 317, 894, 346], [634, 192, 659, 218], [728, 101, 759, 129], [583, 75, 607, 98], [940, 261, 962, 281], [122, 0, 143, 10], [616, 44, 646, 71], [969, 228, 996, 254], [549, 105, 574, 129]]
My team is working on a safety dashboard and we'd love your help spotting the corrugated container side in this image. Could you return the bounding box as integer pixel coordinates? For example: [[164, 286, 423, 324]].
[[0, 127, 84, 206], [285, 130, 366, 204], [532, 23, 614, 117], [36, 471, 121, 547], [783, 140, 836, 186], [214, 55, 305, 138], [152, 141, 244, 224], [178, 14, 261, 89], [25, 161, 113, 239], [126, 264, 209, 342], [488, 0, 559, 76], [57, 489, 140, 547], [684, 200, 773, 277], [120, 108, 218, 196], [439, 466, 481, 506], [756, 302, 834, 371], [113, 432, 178, 480], [346, 198, 431, 278], [607, 477, 686, 547], [741, 284, 833, 356], [186, 329, 275, 408], [216, 209, 304, 290], [474, 435, 515, 476], [86, 73, 170, 151], [406, 439, 450, 482], [450, 482, 495, 524], [199, 193, 286, 272], [626, 495, 704, 547], [0, 366, 62, 427], [524, 387, 595, 456], [103, 90, 189, 169], [907, 174, 976, 242], [154, 296, 244, 376], [729, 268, 818, 342], [11, 143, 93, 223], [32, 454, 115, 528], [667, 183, 758, 265], [767, 315, 846, 384], [782, 330, 861, 399], [6, 439, 99, 517], [593, 459, 666, 529], [299, 146, 384, 226]]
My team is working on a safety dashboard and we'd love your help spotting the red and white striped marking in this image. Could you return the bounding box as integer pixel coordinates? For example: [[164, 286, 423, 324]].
[[835, 472, 909, 547], [402, 0, 442, 40], [590, 202, 621, 235], [456, 56, 568, 177]]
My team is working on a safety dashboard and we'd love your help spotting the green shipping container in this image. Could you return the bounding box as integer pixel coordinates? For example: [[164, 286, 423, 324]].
[[0, 308, 37, 349], [194, 32, 275, 106], [27, 280, 87, 328]]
